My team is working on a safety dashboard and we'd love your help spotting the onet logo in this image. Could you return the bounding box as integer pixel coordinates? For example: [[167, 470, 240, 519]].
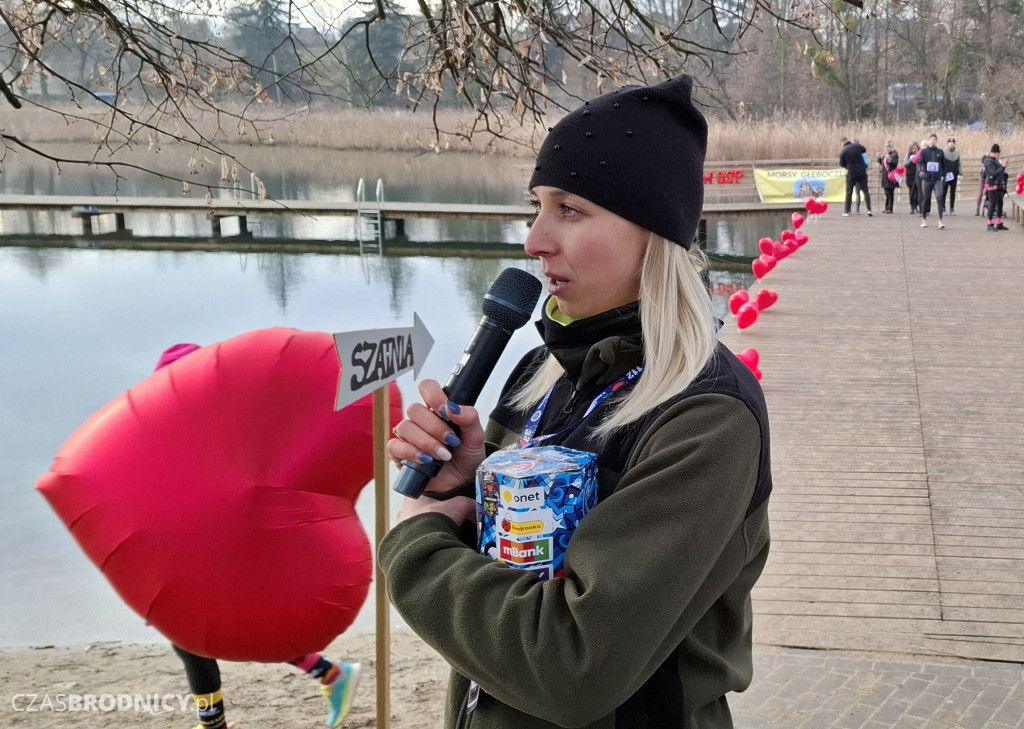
[[500, 487, 544, 506], [499, 537, 552, 564]]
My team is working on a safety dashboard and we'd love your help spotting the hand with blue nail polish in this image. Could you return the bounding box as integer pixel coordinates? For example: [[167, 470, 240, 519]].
[[386, 378, 486, 516]]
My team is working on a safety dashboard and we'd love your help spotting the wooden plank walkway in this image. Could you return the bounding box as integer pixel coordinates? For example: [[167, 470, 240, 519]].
[[717, 211, 1024, 663]]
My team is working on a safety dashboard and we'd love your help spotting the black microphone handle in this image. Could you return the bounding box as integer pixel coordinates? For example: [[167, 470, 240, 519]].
[[392, 316, 516, 499]]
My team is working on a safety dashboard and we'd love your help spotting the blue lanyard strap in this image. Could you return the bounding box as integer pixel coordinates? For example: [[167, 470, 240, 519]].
[[518, 365, 644, 448]]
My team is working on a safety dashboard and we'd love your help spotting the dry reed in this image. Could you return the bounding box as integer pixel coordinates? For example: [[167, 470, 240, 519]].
[[6, 104, 1024, 165]]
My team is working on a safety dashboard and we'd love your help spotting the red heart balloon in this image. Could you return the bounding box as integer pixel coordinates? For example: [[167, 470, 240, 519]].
[[791, 212, 805, 229], [756, 289, 779, 310], [780, 229, 795, 242], [783, 240, 799, 255], [751, 253, 776, 279], [794, 230, 809, 246], [758, 238, 775, 256], [735, 347, 759, 369], [771, 241, 788, 259], [729, 289, 750, 315], [818, 201, 829, 214], [36, 328, 403, 662], [735, 348, 762, 379], [804, 198, 816, 212], [736, 302, 759, 329]]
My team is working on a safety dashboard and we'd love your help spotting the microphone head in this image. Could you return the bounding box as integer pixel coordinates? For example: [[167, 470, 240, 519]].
[[482, 268, 543, 330]]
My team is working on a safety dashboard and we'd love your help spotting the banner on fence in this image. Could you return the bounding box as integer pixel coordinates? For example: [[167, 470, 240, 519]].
[[753, 168, 848, 204]]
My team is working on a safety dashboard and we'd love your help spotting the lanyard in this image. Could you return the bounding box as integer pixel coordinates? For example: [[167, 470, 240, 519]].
[[517, 365, 644, 448]]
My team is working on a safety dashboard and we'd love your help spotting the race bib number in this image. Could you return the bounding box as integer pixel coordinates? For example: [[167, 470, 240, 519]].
[[926, 161, 940, 173], [945, 172, 954, 181]]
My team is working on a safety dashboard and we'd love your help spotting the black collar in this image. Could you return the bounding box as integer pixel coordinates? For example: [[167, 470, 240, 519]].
[[537, 299, 644, 389]]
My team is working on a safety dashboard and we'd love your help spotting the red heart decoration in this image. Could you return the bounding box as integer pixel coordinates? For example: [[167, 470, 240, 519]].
[[817, 201, 829, 214], [791, 212, 805, 229], [804, 198, 816, 212], [794, 230, 809, 246], [736, 302, 759, 329], [735, 348, 762, 380], [758, 238, 775, 256], [756, 289, 778, 310], [780, 229, 795, 242], [35, 329, 403, 662], [751, 253, 777, 279], [735, 347, 759, 369], [729, 290, 750, 315], [782, 240, 799, 255], [771, 241, 788, 259]]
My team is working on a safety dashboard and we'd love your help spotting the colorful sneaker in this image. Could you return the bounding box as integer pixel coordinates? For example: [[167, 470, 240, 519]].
[[322, 662, 361, 727]]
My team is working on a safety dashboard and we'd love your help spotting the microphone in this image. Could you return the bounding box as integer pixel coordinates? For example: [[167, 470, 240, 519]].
[[393, 267, 543, 498]]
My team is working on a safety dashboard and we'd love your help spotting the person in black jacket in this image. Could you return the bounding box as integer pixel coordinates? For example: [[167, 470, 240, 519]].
[[916, 133, 946, 228], [942, 136, 961, 215], [982, 143, 1009, 231], [381, 76, 771, 729], [878, 141, 899, 213], [905, 141, 921, 214], [840, 138, 872, 216]]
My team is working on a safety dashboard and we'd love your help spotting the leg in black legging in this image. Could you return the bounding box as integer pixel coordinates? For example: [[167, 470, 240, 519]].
[[173, 644, 227, 728], [855, 177, 872, 213]]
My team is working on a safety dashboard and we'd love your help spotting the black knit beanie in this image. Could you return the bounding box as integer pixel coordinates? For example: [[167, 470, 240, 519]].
[[529, 75, 708, 249], [991, 143, 1001, 154]]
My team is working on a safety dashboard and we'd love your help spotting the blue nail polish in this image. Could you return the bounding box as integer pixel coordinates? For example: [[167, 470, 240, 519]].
[[446, 400, 462, 415], [438, 406, 451, 422], [417, 453, 435, 464], [444, 433, 461, 448]]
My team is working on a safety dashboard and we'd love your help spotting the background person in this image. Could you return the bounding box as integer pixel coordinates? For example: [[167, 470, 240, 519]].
[[982, 143, 1009, 231], [878, 141, 899, 213], [917, 134, 946, 228], [943, 136, 961, 215], [380, 76, 772, 729], [905, 141, 921, 214], [840, 137, 872, 216]]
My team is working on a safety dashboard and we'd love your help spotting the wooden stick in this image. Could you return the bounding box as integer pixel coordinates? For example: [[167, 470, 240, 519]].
[[372, 386, 391, 729]]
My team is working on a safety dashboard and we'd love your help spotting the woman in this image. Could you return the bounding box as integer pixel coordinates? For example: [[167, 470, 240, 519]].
[[982, 143, 1009, 231], [878, 141, 899, 213], [379, 76, 772, 729], [905, 141, 921, 214]]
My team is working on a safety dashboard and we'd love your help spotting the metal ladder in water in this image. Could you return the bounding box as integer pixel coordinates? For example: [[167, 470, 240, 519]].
[[356, 178, 385, 253]]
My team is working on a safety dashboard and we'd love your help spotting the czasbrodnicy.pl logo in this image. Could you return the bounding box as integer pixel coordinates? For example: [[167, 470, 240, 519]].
[[11, 693, 203, 714]]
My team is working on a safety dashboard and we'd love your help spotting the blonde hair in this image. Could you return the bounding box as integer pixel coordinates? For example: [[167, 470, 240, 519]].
[[509, 234, 718, 439]]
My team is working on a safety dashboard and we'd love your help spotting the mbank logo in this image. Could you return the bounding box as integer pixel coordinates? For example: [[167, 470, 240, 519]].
[[499, 537, 552, 564]]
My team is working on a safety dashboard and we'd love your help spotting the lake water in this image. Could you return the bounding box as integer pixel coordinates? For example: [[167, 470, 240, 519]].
[[0, 148, 785, 648]]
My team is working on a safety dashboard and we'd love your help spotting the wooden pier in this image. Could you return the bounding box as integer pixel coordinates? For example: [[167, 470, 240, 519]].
[[717, 211, 1024, 662], [0, 194, 805, 242]]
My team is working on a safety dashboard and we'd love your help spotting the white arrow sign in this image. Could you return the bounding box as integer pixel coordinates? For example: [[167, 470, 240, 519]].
[[333, 313, 434, 410]]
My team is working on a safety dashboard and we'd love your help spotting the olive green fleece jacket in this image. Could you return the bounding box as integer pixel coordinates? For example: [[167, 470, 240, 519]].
[[379, 330, 770, 729]]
